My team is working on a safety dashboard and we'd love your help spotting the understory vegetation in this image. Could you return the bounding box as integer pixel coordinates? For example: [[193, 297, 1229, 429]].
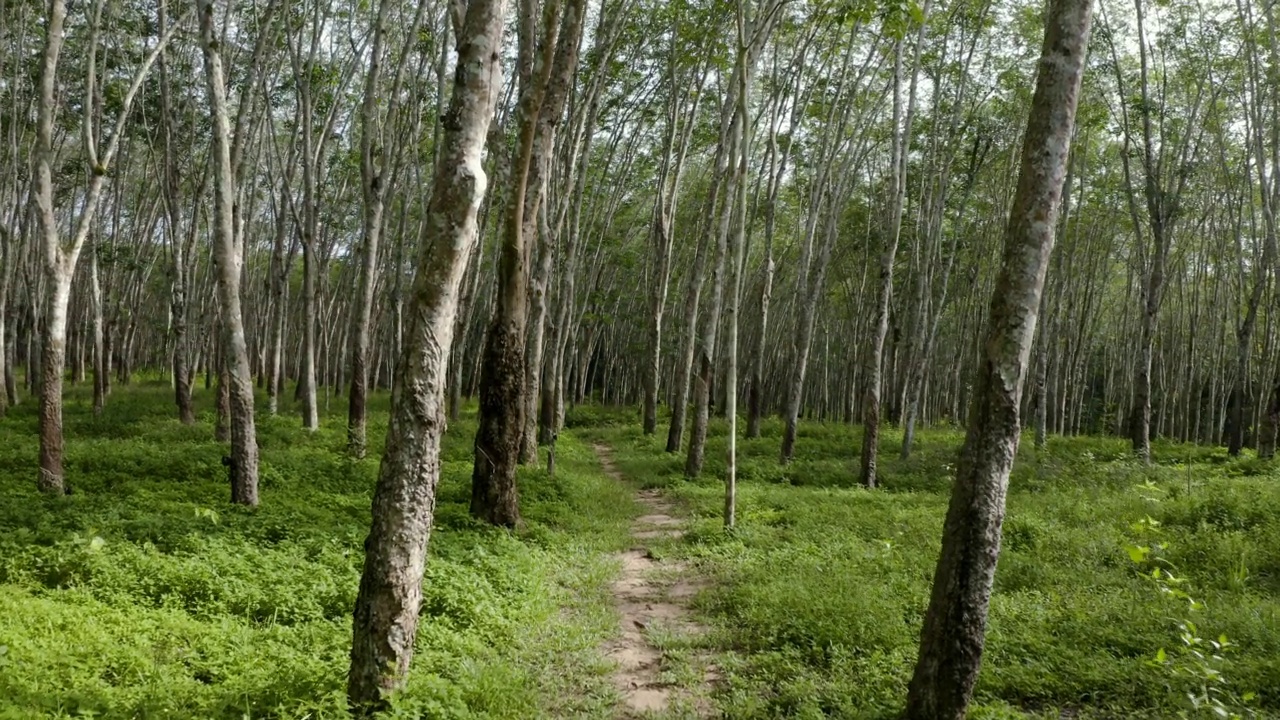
[[0, 385, 633, 719], [4, 388, 1279, 718], [575, 406, 1280, 719]]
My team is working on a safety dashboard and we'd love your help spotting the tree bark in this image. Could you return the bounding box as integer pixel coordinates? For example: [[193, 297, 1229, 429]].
[[90, 240, 105, 416], [199, 0, 260, 506], [905, 0, 1092, 714], [519, 0, 587, 463], [347, 0, 507, 706], [348, 0, 412, 457], [861, 14, 927, 487], [471, 0, 565, 526], [32, 0, 178, 493]]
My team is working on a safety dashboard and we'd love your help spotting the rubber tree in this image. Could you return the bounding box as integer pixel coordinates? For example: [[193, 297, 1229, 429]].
[[684, 0, 783, 479], [470, 0, 580, 526], [347, 0, 431, 457], [32, 0, 178, 494], [198, 0, 261, 506], [859, 0, 929, 489], [641, 7, 706, 437], [1101, 0, 1206, 461], [518, 0, 588, 463], [905, 0, 1092, 712], [347, 0, 509, 708]]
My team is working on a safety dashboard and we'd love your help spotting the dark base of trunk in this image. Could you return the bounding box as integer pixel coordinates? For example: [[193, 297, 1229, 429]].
[[781, 416, 798, 465], [471, 320, 524, 528], [684, 357, 712, 478], [642, 393, 658, 435], [746, 378, 763, 439], [349, 373, 369, 459], [215, 368, 231, 443], [538, 385, 556, 445], [860, 398, 880, 489], [665, 411, 684, 453]]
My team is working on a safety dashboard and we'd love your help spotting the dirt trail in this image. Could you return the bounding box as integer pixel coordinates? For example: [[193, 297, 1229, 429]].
[[594, 444, 716, 718]]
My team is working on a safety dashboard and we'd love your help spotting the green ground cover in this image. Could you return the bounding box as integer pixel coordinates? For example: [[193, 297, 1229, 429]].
[[574, 406, 1280, 719], [0, 385, 634, 719], [3, 386, 1279, 718]]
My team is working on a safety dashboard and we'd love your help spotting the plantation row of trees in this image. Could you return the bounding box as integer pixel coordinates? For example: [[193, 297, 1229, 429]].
[[0, 0, 1267, 714]]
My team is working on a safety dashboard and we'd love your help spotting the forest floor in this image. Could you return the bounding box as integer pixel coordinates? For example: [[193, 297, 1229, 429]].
[[2, 384, 1279, 719], [595, 444, 719, 718], [0, 383, 637, 719], [573, 405, 1280, 719]]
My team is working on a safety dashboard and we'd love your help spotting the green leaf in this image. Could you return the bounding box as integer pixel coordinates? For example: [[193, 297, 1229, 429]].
[[908, 0, 925, 24], [1126, 544, 1150, 563], [88, 536, 106, 552], [1155, 647, 1167, 663]]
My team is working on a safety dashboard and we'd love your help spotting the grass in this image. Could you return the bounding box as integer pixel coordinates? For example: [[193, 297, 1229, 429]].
[[571, 404, 1280, 719], [0, 382, 636, 719], [5, 386, 1279, 719]]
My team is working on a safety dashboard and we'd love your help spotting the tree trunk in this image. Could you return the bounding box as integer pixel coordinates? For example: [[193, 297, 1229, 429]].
[[90, 242, 106, 416], [215, 357, 231, 442], [347, 0, 402, 458], [905, 0, 1091, 713], [159, 1, 195, 427], [861, 22, 925, 488], [3, 308, 16, 408], [1258, 377, 1280, 459], [0, 261, 7, 417], [37, 274, 72, 494], [199, 0, 259, 506], [347, 0, 507, 706], [685, 179, 733, 478], [301, 239, 320, 431], [471, 0, 567, 526], [685, 49, 759, 477], [32, 0, 71, 496], [519, 0, 587, 463], [666, 234, 708, 453]]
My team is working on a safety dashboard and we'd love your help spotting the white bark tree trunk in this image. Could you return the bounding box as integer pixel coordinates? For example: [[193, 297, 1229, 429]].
[[347, 0, 508, 708], [199, 0, 260, 506]]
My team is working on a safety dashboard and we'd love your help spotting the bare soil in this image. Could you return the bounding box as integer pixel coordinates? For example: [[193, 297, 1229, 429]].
[[594, 445, 718, 718]]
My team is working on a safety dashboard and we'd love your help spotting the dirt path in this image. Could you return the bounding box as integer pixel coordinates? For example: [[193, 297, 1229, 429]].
[[594, 444, 716, 718]]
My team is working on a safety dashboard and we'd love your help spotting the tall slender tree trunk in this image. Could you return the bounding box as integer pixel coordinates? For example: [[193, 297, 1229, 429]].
[[905, 0, 1091, 712], [301, 239, 320, 431], [723, 7, 753, 526], [31, 0, 69, 495], [347, 5, 390, 457], [471, 0, 566, 526], [519, 0, 587, 463], [642, 40, 703, 437], [199, 0, 259, 506], [90, 241, 105, 415], [267, 172, 293, 416], [685, 167, 735, 478], [666, 230, 709, 453], [861, 16, 927, 487], [685, 44, 762, 476], [2, 295, 14, 409], [1258, 378, 1280, 458], [37, 273, 72, 493], [347, 0, 507, 707], [0, 229, 8, 417]]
